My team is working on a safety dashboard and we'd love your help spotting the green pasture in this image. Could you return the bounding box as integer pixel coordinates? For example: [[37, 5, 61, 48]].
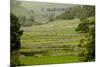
[[20, 56, 82, 65], [20, 18, 85, 65], [21, 18, 84, 46]]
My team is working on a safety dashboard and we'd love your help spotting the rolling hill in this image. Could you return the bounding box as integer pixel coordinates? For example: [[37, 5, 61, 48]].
[[11, 0, 78, 23]]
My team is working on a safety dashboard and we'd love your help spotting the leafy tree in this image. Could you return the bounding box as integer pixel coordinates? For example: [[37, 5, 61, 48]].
[[76, 19, 89, 33], [78, 17, 95, 61], [76, 5, 95, 62], [10, 13, 23, 66], [79, 5, 95, 21]]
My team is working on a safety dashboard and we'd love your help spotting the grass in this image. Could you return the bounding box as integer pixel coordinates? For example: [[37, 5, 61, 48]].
[[20, 56, 82, 65], [20, 18, 85, 65], [21, 18, 84, 46]]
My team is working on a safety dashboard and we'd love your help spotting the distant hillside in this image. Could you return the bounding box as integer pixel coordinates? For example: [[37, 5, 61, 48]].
[[20, 1, 77, 22], [20, 1, 77, 14], [11, 0, 78, 23], [11, 0, 32, 18]]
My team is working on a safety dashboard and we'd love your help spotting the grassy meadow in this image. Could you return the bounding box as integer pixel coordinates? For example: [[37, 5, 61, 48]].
[[19, 18, 85, 65]]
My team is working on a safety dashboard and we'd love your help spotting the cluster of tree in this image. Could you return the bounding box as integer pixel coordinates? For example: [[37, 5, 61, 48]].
[[55, 5, 95, 20], [75, 5, 95, 61], [11, 13, 23, 66], [78, 17, 95, 62], [55, 7, 78, 20]]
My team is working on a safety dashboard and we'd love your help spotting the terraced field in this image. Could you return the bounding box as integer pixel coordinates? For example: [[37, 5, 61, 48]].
[[20, 18, 85, 65]]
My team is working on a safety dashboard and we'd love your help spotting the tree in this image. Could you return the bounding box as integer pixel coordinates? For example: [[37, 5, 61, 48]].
[[78, 17, 95, 61], [10, 13, 23, 66], [76, 5, 95, 62], [79, 5, 95, 21]]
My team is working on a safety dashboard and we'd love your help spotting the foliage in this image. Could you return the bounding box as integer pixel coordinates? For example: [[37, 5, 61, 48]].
[[56, 5, 95, 21], [56, 8, 75, 20], [11, 13, 23, 66], [76, 5, 95, 62], [11, 13, 23, 51], [79, 5, 95, 20], [11, 51, 20, 66], [76, 20, 89, 33], [84, 17, 95, 61]]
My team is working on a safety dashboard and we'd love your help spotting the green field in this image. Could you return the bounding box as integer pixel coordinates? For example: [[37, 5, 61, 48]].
[[20, 56, 82, 65], [21, 18, 84, 45], [19, 18, 85, 65]]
